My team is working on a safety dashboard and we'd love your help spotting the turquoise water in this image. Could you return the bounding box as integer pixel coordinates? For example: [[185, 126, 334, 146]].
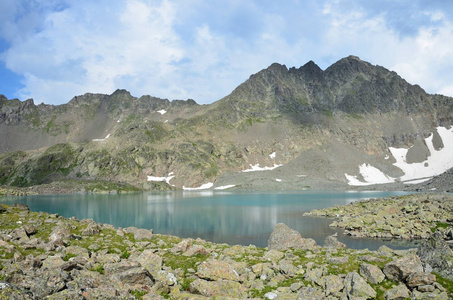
[[0, 190, 419, 250]]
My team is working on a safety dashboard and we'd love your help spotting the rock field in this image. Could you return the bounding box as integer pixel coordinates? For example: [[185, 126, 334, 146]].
[[0, 194, 453, 299]]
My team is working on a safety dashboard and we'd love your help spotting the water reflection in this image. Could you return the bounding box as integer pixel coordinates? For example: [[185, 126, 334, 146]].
[[0, 190, 417, 250]]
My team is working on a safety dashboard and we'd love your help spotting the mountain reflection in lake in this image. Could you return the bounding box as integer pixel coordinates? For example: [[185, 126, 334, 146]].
[[1, 190, 419, 250]]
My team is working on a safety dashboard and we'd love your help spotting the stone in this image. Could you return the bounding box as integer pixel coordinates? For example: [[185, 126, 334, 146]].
[[359, 262, 385, 284], [277, 259, 297, 276], [136, 249, 163, 275], [411, 290, 448, 300], [124, 227, 154, 241], [155, 270, 178, 286], [14, 203, 30, 211], [183, 244, 209, 256], [49, 224, 72, 245], [196, 259, 240, 281], [323, 235, 346, 249], [189, 279, 245, 298], [268, 223, 317, 251], [82, 223, 101, 236], [406, 272, 436, 288], [29, 269, 70, 298], [343, 272, 376, 299], [104, 260, 142, 276], [171, 238, 192, 253], [384, 283, 410, 300], [324, 274, 344, 296], [296, 287, 325, 299], [417, 232, 453, 279], [383, 254, 424, 281], [110, 267, 153, 286], [263, 249, 285, 262], [23, 225, 36, 236]]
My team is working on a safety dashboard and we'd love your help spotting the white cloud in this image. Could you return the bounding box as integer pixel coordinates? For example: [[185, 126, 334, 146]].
[[1, 0, 453, 104]]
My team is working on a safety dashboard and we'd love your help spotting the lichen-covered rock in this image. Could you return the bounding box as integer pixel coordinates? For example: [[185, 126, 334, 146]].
[[343, 272, 376, 299], [263, 249, 285, 262], [268, 223, 317, 251], [124, 226, 154, 240], [296, 286, 325, 299], [323, 235, 346, 249], [359, 262, 385, 284], [189, 278, 245, 298], [417, 232, 453, 280], [324, 274, 344, 296], [196, 259, 240, 281], [406, 272, 436, 288], [383, 254, 424, 281], [384, 283, 410, 300], [49, 223, 72, 245], [82, 223, 101, 236], [136, 249, 163, 275]]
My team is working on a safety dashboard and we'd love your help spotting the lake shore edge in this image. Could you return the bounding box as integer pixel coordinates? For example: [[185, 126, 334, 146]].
[[1, 193, 453, 299]]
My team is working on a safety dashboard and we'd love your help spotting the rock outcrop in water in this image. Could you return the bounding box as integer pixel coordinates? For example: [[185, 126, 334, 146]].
[[0, 201, 451, 299]]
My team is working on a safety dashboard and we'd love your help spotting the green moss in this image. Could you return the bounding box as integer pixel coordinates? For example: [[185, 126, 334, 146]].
[[162, 252, 208, 274], [129, 290, 147, 299], [91, 264, 105, 275], [435, 273, 453, 295]]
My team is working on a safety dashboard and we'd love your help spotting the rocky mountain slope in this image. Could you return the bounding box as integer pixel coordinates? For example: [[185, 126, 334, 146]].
[[1, 56, 452, 192]]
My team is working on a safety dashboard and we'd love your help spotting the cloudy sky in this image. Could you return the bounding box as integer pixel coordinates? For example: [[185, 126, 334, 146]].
[[1, 0, 453, 105]]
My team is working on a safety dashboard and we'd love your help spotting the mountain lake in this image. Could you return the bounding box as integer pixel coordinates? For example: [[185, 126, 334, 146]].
[[0, 190, 421, 250]]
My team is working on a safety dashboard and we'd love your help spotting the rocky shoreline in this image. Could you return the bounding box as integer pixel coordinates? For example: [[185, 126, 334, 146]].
[[305, 193, 453, 241], [1, 196, 453, 299]]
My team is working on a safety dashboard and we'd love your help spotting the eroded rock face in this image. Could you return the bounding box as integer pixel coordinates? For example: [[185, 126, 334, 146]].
[[267, 223, 316, 251]]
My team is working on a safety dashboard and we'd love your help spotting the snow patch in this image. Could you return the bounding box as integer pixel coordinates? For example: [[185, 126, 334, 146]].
[[93, 134, 111, 142], [183, 182, 214, 191], [214, 185, 236, 190], [345, 126, 453, 186], [275, 179, 282, 182], [157, 109, 167, 115], [147, 172, 175, 185], [269, 152, 276, 159], [242, 164, 283, 172]]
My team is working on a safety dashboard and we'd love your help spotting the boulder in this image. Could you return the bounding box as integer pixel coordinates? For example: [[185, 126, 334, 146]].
[[406, 272, 436, 288], [268, 223, 316, 251], [342, 272, 376, 299], [383, 254, 424, 281], [124, 227, 154, 241], [189, 279, 245, 298], [384, 283, 410, 300], [136, 249, 163, 275], [359, 262, 385, 284], [196, 259, 240, 281], [49, 223, 72, 245], [82, 223, 101, 236], [417, 232, 453, 279], [323, 235, 346, 249], [324, 274, 344, 296]]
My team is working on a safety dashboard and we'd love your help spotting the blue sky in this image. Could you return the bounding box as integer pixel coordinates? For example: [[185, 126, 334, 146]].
[[1, 0, 453, 105]]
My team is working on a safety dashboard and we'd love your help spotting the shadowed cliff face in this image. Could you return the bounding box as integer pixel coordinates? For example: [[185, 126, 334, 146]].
[[0, 56, 452, 191]]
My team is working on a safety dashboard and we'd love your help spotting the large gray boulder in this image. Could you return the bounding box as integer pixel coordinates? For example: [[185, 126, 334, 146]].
[[417, 232, 453, 280], [383, 254, 424, 281], [268, 223, 316, 251], [342, 272, 376, 299]]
